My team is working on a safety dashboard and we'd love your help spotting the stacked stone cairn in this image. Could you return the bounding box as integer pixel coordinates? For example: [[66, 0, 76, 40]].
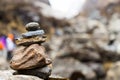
[[10, 22, 52, 79]]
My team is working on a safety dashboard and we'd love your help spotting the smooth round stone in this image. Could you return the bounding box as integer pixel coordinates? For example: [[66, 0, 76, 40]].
[[22, 30, 45, 38], [25, 22, 40, 31]]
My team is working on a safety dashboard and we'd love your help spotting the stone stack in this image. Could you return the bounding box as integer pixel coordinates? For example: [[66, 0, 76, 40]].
[[10, 22, 52, 79]]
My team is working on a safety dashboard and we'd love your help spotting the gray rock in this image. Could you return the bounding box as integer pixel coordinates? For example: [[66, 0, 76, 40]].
[[17, 65, 52, 79], [52, 58, 96, 80], [86, 62, 106, 78], [0, 70, 15, 80], [10, 75, 43, 80], [0, 70, 43, 80], [22, 30, 45, 38], [25, 22, 40, 31]]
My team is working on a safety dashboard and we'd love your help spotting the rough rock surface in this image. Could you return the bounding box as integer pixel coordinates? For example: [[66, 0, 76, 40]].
[[10, 75, 43, 80], [0, 70, 43, 80], [10, 43, 51, 70], [15, 36, 47, 46], [106, 61, 120, 80], [52, 58, 96, 80]]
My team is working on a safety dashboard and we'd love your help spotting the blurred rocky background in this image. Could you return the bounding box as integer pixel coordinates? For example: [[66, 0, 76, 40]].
[[0, 0, 120, 80]]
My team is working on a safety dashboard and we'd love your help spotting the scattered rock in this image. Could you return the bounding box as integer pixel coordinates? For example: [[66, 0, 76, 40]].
[[106, 61, 120, 80], [52, 58, 96, 80]]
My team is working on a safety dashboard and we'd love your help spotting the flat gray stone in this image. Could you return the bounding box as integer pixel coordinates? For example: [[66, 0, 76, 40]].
[[22, 30, 45, 38]]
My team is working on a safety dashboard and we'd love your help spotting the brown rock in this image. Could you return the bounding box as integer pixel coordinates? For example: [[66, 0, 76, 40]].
[[10, 44, 52, 70], [15, 35, 47, 46]]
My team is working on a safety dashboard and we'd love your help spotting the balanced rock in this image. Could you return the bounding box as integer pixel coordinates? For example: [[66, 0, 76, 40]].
[[10, 44, 52, 70], [15, 35, 47, 46], [10, 22, 53, 79], [25, 22, 40, 31], [15, 22, 46, 46], [22, 30, 45, 38], [17, 64, 52, 79]]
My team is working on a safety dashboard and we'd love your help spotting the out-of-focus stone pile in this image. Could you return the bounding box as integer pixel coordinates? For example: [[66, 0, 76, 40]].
[[44, 0, 120, 80], [0, 0, 120, 80], [0, 0, 69, 37]]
